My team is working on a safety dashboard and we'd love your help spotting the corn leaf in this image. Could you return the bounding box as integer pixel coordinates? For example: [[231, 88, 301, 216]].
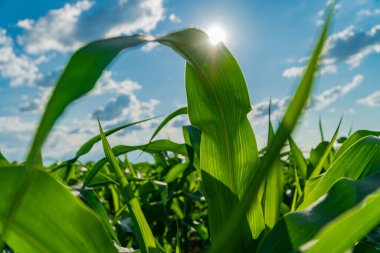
[[257, 171, 380, 253], [208, 4, 334, 252], [309, 117, 342, 178], [300, 135, 380, 209], [289, 136, 308, 180], [98, 119, 158, 253], [26, 36, 148, 168], [79, 188, 120, 244], [1, 36, 149, 253], [306, 187, 380, 252], [0, 151, 10, 167], [148, 107, 187, 143], [335, 130, 380, 160], [158, 29, 264, 250], [262, 106, 284, 228], [0, 167, 117, 253]]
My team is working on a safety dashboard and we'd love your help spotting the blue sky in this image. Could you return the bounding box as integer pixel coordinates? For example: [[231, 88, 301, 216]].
[[0, 0, 379, 162]]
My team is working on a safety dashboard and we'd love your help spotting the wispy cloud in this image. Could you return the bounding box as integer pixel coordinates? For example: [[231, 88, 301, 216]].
[[311, 74, 363, 110], [325, 25, 380, 68], [283, 24, 380, 78], [168, 13, 181, 24], [250, 74, 363, 125], [357, 90, 380, 107], [357, 8, 380, 17], [91, 72, 160, 127], [19, 88, 52, 113], [282, 67, 305, 78], [0, 29, 41, 86], [17, 0, 165, 54]]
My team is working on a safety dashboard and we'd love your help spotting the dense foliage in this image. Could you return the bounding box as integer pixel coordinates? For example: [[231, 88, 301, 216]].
[[1, 3, 379, 253]]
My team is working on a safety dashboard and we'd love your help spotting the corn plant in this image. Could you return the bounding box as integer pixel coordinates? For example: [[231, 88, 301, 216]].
[[1, 2, 380, 252]]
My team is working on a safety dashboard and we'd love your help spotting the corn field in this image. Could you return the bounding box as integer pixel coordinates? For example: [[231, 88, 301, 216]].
[[0, 3, 380, 253]]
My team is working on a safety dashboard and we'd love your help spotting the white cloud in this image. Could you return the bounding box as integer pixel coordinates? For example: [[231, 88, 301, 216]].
[[0, 29, 41, 86], [357, 90, 380, 107], [346, 44, 380, 68], [311, 74, 363, 110], [0, 116, 35, 132], [17, 0, 165, 54], [91, 72, 160, 127], [17, 1, 93, 54], [249, 97, 290, 126], [284, 25, 380, 77], [282, 67, 305, 78], [91, 71, 142, 96], [282, 62, 336, 78], [357, 8, 380, 17], [141, 42, 159, 52], [19, 87, 52, 113], [325, 25, 380, 68], [250, 75, 363, 126], [169, 13, 181, 23]]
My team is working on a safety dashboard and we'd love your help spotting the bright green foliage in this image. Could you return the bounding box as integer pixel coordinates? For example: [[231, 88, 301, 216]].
[[98, 119, 158, 253], [258, 172, 380, 253], [158, 28, 264, 250], [289, 136, 308, 180], [0, 167, 117, 253], [306, 188, 380, 252], [208, 4, 334, 253], [261, 109, 284, 229], [309, 118, 341, 178], [301, 135, 380, 209], [0, 152, 10, 167], [1, 1, 380, 252]]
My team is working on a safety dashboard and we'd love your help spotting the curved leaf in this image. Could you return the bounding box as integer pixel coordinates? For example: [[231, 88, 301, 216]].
[[300, 135, 380, 209], [26, 36, 149, 168], [309, 117, 341, 178], [0, 167, 117, 253], [98, 119, 158, 253], [335, 130, 380, 160], [306, 187, 380, 252], [0, 151, 10, 167], [158, 28, 263, 250], [148, 107, 187, 143], [208, 4, 334, 252], [289, 136, 308, 180], [257, 171, 380, 253]]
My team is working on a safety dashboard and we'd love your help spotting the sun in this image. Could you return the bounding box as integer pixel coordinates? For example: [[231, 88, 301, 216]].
[[206, 26, 226, 45]]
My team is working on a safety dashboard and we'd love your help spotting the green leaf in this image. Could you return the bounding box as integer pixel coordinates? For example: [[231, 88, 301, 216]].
[[309, 141, 329, 171], [26, 35, 148, 169], [300, 135, 380, 209], [164, 162, 190, 183], [0, 36, 148, 252], [182, 125, 201, 171], [257, 171, 380, 253], [262, 104, 284, 228], [112, 140, 188, 156], [81, 139, 187, 190], [58, 118, 155, 168], [79, 188, 120, 244], [319, 115, 324, 142], [335, 130, 380, 160], [309, 117, 342, 178], [0, 167, 117, 253], [289, 136, 308, 180], [148, 107, 187, 143], [0, 151, 10, 167], [208, 4, 334, 252], [98, 119, 158, 253], [305, 187, 380, 253], [158, 29, 263, 250]]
